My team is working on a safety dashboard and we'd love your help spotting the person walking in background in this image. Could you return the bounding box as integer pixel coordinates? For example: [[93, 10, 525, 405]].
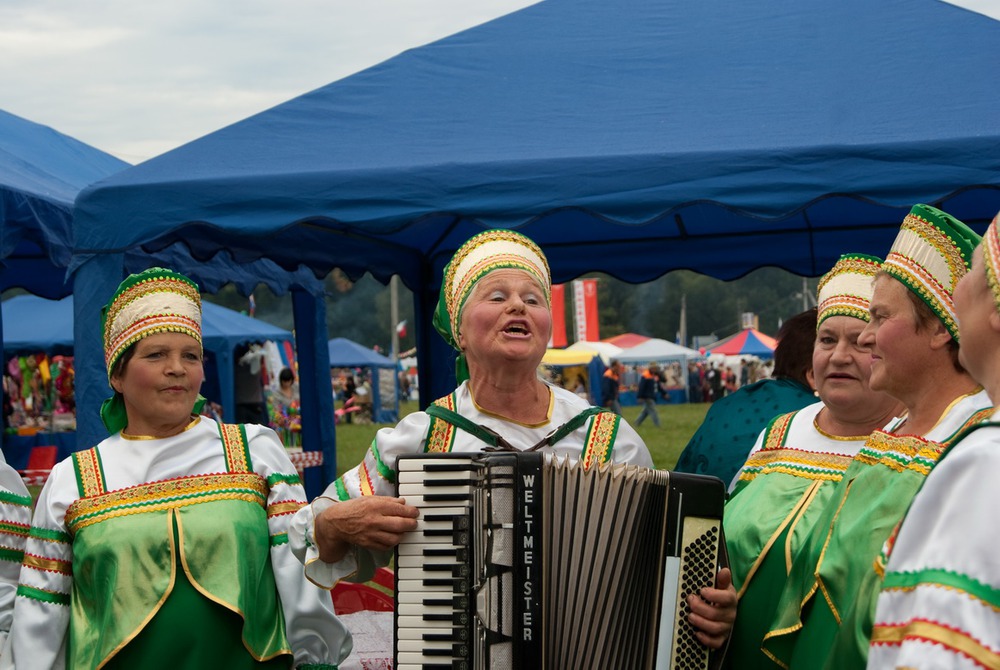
[[674, 309, 818, 485], [601, 359, 624, 415], [635, 361, 662, 427]]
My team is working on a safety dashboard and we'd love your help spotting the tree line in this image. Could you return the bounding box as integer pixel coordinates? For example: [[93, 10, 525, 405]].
[[207, 267, 819, 353]]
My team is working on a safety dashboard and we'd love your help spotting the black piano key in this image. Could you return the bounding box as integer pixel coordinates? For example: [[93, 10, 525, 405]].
[[423, 462, 477, 471], [423, 493, 473, 502], [424, 478, 475, 487]]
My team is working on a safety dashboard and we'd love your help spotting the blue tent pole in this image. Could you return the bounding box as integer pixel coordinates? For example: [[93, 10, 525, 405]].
[[0, 302, 5, 435], [292, 288, 335, 498], [414, 283, 455, 408], [73, 254, 121, 451], [217, 348, 235, 423]]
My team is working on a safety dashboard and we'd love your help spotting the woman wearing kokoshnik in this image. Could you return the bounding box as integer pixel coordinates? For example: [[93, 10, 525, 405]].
[[762, 205, 993, 669], [867, 210, 1000, 669], [722, 253, 904, 670], [289, 228, 739, 651], [4, 268, 348, 670]]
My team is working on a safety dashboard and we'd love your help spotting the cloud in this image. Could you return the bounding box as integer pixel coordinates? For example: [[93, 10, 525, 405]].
[[0, 0, 538, 162]]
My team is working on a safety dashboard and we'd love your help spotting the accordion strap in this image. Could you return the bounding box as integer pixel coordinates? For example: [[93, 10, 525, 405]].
[[424, 403, 605, 453]]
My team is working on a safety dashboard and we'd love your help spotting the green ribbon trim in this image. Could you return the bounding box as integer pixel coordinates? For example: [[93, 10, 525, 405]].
[[370, 439, 395, 482], [883, 568, 1000, 610], [0, 490, 31, 507], [267, 472, 302, 488], [29, 526, 72, 544], [0, 548, 24, 563], [16, 583, 70, 606], [333, 478, 350, 502], [270, 533, 289, 547]]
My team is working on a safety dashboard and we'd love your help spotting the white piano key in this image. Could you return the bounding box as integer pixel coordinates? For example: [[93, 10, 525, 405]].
[[396, 615, 459, 629], [397, 651, 466, 665], [395, 579, 456, 594], [397, 541, 465, 556], [397, 602, 459, 616], [398, 483, 474, 498]]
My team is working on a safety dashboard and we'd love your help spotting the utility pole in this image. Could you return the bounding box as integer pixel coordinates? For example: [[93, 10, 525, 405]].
[[390, 275, 400, 359]]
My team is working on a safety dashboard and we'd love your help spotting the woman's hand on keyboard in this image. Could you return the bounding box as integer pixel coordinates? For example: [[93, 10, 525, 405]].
[[315, 496, 420, 562]]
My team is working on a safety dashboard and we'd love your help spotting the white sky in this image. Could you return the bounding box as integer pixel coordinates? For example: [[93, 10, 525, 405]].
[[0, 0, 537, 163]]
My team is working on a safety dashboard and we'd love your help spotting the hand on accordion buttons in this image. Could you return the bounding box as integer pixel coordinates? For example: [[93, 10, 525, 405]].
[[315, 496, 420, 562], [686, 567, 737, 650]]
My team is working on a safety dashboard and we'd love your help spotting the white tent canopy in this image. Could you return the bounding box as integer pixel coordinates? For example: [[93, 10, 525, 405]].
[[566, 341, 623, 365], [616, 338, 702, 364]]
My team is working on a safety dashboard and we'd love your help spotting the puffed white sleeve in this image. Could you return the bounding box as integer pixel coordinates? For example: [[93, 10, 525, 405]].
[[868, 433, 1000, 670], [2, 460, 76, 670], [609, 417, 655, 468], [289, 411, 432, 589], [0, 457, 32, 649], [248, 425, 352, 669]]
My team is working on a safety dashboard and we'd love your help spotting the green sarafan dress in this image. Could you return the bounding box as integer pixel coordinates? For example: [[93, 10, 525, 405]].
[[723, 402, 862, 670], [66, 424, 292, 669], [10, 418, 348, 670], [762, 391, 992, 670]]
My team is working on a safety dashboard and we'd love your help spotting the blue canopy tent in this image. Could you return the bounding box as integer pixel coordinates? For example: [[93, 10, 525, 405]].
[[0, 109, 129, 299], [2, 294, 294, 466], [327, 337, 399, 424], [72, 0, 1000, 489], [0, 109, 129, 436]]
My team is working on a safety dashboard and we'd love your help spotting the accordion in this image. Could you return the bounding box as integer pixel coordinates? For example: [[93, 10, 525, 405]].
[[393, 451, 725, 669]]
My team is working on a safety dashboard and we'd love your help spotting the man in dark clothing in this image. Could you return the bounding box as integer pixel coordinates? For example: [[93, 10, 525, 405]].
[[600, 360, 623, 415], [635, 362, 662, 427]]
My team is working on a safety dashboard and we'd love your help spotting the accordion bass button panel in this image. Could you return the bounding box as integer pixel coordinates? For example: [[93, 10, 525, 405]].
[[395, 456, 479, 670]]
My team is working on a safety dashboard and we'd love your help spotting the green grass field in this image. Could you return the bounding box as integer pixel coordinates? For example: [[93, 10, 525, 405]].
[[332, 399, 709, 476]]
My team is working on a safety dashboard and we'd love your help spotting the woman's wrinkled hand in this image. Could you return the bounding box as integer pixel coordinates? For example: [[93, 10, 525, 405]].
[[687, 567, 738, 649], [314, 496, 419, 563]]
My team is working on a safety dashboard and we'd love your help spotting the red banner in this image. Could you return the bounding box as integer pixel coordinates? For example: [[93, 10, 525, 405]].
[[549, 284, 567, 348], [573, 279, 600, 342]]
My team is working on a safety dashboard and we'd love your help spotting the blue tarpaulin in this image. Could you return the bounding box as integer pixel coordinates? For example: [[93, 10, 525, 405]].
[[71, 0, 1000, 471], [0, 109, 129, 298]]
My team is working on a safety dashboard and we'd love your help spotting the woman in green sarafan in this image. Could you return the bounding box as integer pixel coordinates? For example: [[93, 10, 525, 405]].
[[6, 268, 349, 669], [723, 253, 903, 669]]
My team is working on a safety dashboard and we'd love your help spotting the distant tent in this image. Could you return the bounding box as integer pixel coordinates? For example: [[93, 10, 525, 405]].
[[616, 338, 702, 364], [706, 328, 777, 358], [565, 340, 623, 365], [542, 349, 598, 366], [1, 295, 294, 421], [602, 333, 650, 349], [540, 348, 603, 404], [327, 337, 399, 423]]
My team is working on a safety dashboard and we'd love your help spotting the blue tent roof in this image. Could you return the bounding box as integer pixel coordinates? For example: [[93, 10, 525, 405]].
[[69, 0, 1000, 469], [73, 0, 1000, 286], [327, 337, 396, 369], [0, 108, 129, 297]]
